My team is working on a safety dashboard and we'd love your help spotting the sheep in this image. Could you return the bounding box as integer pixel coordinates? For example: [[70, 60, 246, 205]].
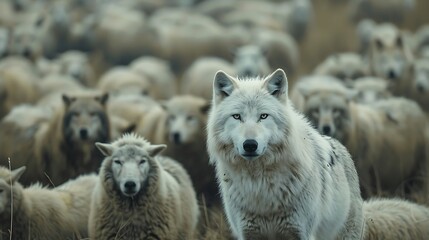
[[89, 133, 200, 239], [364, 198, 429, 239], [129, 56, 177, 100], [0, 166, 97, 239]]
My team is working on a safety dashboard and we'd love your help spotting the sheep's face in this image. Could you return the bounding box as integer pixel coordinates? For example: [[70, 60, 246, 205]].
[[96, 142, 166, 198], [0, 180, 10, 214], [0, 167, 25, 215]]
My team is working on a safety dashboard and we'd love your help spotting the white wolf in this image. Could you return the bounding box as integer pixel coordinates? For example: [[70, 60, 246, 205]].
[[206, 69, 364, 240]]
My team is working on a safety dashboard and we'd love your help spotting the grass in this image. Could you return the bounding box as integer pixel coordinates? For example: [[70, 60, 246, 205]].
[[7, 158, 12, 240]]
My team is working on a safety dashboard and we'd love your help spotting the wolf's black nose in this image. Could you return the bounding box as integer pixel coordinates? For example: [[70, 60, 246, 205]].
[[322, 125, 331, 135], [124, 181, 136, 191], [417, 83, 425, 93], [388, 70, 397, 80], [172, 132, 181, 144], [243, 139, 258, 153], [80, 128, 88, 139]]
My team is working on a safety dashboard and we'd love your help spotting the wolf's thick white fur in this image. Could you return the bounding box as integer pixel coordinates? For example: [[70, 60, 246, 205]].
[[206, 69, 364, 239]]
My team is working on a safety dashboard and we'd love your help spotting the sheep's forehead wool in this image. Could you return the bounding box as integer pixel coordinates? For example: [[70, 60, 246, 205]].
[[114, 145, 148, 159], [112, 133, 153, 153]]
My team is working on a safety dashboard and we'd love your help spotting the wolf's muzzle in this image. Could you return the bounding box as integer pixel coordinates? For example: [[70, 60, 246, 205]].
[[243, 139, 258, 153]]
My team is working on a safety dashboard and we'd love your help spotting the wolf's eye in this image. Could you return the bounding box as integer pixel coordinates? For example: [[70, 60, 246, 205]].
[[232, 114, 241, 120], [70, 111, 80, 117], [333, 108, 344, 116], [260, 114, 268, 120], [0, 189, 3, 193], [113, 159, 122, 165], [139, 159, 146, 165]]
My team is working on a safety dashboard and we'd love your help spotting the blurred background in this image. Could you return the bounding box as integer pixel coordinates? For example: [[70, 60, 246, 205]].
[[1, 0, 429, 227]]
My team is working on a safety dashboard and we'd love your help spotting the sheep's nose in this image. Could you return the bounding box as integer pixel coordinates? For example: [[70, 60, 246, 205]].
[[124, 181, 136, 191]]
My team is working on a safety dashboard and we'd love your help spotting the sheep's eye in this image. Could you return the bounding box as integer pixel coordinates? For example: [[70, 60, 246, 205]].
[[260, 114, 268, 119], [232, 114, 241, 120], [139, 159, 146, 165], [114, 159, 122, 165], [186, 116, 195, 121]]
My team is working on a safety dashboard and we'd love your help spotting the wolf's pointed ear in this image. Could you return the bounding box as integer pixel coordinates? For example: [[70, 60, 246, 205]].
[[10, 166, 26, 183], [396, 34, 403, 48], [346, 89, 359, 102], [62, 94, 76, 106], [159, 100, 168, 111], [95, 142, 114, 157], [95, 93, 109, 105], [374, 38, 383, 50], [264, 69, 288, 100], [213, 70, 237, 103], [200, 102, 211, 114], [147, 144, 166, 157]]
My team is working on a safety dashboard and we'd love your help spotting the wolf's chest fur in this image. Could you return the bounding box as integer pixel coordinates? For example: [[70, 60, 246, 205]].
[[219, 162, 306, 215]]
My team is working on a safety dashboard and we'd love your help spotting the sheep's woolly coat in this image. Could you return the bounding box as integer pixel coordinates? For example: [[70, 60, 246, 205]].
[[0, 166, 97, 240], [364, 198, 429, 239], [89, 134, 199, 240]]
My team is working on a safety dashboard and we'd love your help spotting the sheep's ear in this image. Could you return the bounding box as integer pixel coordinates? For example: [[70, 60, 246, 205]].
[[213, 70, 237, 103], [62, 94, 76, 106], [11, 166, 26, 183], [159, 100, 168, 111], [147, 144, 166, 157], [95, 142, 114, 157], [95, 93, 109, 105], [263, 68, 288, 100]]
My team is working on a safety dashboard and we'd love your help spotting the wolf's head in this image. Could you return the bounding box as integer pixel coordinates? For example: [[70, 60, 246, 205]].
[[315, 53, 369, 87], [162, 95, 210, 145], [369, 24, 412, 84], [62, 93, 110, 145], [96, 134, 166, 198], [0, 166, 25, 215], [234, 45, 271, 78], [352, 77, 391, 104], [412, 59, 429, 95], [300, 85, 355, 142], [209, 69, 289, 162], [9, 17, 46, 61], [58, 51, 94, 87]]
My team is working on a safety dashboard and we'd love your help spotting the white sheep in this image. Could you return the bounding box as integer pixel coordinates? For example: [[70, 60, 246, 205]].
[[89, 133, 200, 239], [364, 198, 429, 239], [0, 166, 97, 239]]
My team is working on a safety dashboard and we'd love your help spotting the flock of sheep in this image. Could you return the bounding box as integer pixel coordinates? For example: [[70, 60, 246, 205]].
[[0, 0, 428, 239]]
